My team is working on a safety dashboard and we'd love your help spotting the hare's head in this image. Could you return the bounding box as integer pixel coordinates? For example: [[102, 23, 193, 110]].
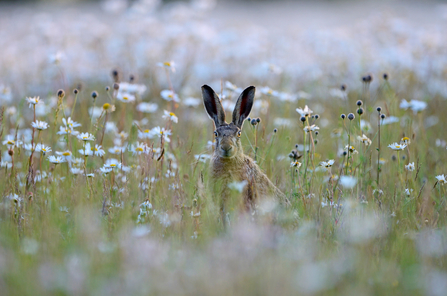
[[202, 85, 255, 159]]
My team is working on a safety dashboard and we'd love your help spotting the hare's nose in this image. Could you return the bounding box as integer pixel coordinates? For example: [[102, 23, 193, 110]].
[[221, 144, 232, 152]]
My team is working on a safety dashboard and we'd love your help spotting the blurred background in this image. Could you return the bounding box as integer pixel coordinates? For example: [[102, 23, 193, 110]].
[[1, 0, 447, 100]]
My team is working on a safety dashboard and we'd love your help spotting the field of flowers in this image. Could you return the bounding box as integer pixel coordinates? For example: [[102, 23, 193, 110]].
[[1, 0, 447, 295]]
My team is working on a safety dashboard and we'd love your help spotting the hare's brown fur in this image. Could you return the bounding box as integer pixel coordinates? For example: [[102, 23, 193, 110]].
[[202, 85, 289, 215]]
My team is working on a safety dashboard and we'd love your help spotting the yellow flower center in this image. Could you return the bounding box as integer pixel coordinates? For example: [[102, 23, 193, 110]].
[[63, 152, 70, 156], [103, 103, 111, 110], [136, 147, 143, 152], [144, 129, 150, 133], [164, 62, 171, 67], [169, 112, 175, 116], [123, 96, 128, 101], [396, 145, 400, 148], [7, 140, 14, 145], [110, 164, 116, 167]]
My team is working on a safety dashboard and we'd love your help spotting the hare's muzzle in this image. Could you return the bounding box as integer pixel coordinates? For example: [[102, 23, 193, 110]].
[[220, 143, 233, 157]]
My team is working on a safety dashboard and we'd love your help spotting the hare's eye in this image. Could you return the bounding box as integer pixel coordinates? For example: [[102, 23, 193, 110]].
[[237, 131, 241, 137], [214, 131, 218, 137]]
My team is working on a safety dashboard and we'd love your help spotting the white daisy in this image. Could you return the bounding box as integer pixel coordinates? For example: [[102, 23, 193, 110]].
[[78, 143, 93, 156], [31, 120, 49, 130], [435, 174, 446, 185], [157, 61, 176, 73], [116, 92, 135, 103], [296, 105, 313, 117], [108, 146, 126, 155], [160, 90, 180, 102], [320, 160, 335, 168], [357, 134, 372, 146], [136, 102, 158, 113], [388, 143, 407, 151], [26, 96, 40, 108], [405, 162, 415, 171], [162, 110, 178, 123], [131, 142, 147, 155], [92, 144, 105, 157], [290, 161, 302, 168], [303, 125, 319, 133], [77, 132, 95, 142], [57, 126, 79, 136], [48, 155, 67, 164], [36, 144, 52, 154], [62, 117, 81, 128], [56, 150, 72, 162]]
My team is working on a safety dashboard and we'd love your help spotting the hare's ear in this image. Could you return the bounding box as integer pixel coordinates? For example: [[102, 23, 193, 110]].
[[202, 85, 226, 127], [232, 86, 255, 128]]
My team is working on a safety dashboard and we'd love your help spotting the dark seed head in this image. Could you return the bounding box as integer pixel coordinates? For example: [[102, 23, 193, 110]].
[[357, 108, 364, 115], [105, 86, 110, 92], [343, 151, 347, 156], [300, 116, 306, 122], [381, 114, 386, 119], [356, 100, 363, 106], [348, 113, 355, 120], [247, 117, 251, 122], [383, 73, 388, 80], [256, 118, 261, 123], [8, 149, 14, 156], [314, 114, 319, 120], [315, 131, 319, 136], [113, 83, 119, 90], [112, 69, 119, 82], [376, 106, 382, 112], [250, 119, 257, 126], [391, 155, 397, 161], [273, 128, 277, 133], [402, 155, 406, 160], [341, 114, 346, 120], [57, 89, 65, 98], [341, 84, 346, 91], [129, 74, 135, 82], [73, 89, 79, 95], [91, 91, 98, 99]]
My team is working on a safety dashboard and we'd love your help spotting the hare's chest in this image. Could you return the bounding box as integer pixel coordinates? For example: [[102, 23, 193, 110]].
[[210, 159, 248, 183]]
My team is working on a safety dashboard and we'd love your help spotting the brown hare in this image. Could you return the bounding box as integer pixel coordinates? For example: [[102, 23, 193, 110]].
[[202, 84, 289, 221]]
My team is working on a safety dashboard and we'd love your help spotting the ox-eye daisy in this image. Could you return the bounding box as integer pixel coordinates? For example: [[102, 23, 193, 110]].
[[36, 144, 52, 154], [48, 155, 66, 164], [57, 126, 79, 136], [91, 144, 105, 157], [31, 120, 49, 130], [296, 105, 313, 117], [77, 132, 95, 142], [131, 142, 147, 155], [78, 143, 93, 156], [405, 162, 415, 171], [26, 96, 40, 108], [62, 117, 81, 128], [56, 150, 72, 162], [357, 134, 372, 146], [388, 143, 407, 151], [320, 160, 335, 168], [290, 161, 302, 168], [303, 125, 319, 133], [162, 110, 178, 123], [436, 175, 446, 185], [161, 90, 180, 102], [116, 92, 135, 103]]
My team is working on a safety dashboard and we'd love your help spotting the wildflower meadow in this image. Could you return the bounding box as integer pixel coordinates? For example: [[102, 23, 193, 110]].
[[1, 0, 447, 295]]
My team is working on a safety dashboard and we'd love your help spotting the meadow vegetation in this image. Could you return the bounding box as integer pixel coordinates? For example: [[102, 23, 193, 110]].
[[1, 1, 447, 295]]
